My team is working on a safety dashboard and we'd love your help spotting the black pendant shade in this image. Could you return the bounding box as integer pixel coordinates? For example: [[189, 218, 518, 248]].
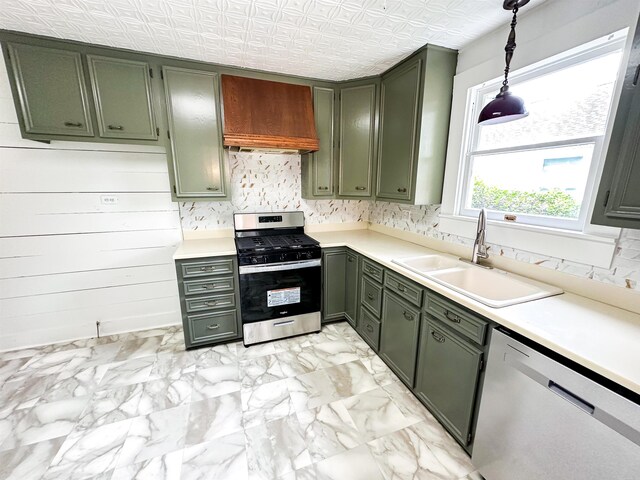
[[478, 0, 530, 126]]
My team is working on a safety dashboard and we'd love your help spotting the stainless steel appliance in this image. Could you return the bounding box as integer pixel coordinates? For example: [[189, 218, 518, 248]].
[[234, 212, 321, 346], [473, 328, 640, 480]]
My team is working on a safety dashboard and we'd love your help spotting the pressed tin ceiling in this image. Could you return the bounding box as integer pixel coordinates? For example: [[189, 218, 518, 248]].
[[0, 0, 546, 81]]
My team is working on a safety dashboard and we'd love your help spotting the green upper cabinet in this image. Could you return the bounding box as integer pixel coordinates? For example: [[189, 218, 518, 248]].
[[6, 43, 94, 137], [302, 86, 336, 199], [163, 66, 229, 200], [87, 56, 157, 140], [338, 81, 378, 198], [592, 22, 640, 229], [376, 46, 457, 205]]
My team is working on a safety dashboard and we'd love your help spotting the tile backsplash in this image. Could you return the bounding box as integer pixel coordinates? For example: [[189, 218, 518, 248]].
[[179, 152, 640, 292]]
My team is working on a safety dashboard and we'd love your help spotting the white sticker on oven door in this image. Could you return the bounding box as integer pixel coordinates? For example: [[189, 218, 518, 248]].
[[267, 287, 301, 307]]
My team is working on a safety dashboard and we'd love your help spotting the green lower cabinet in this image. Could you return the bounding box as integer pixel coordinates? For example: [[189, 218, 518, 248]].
[[379, 291, 421, 386], [322, 248, 347, 323], [344, 250, 359, 327], [414, 318, 483, 447]]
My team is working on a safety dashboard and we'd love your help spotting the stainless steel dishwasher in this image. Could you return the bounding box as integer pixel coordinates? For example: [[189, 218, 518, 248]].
[[472, 328, 640, 480]]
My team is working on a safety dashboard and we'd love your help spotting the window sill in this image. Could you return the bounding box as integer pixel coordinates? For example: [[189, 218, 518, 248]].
[[438, 214, 619, 269]]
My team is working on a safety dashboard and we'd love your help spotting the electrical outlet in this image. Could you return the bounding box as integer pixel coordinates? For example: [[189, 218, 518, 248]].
[[402, 208, 412, 222], [101, 195, 118, 205]]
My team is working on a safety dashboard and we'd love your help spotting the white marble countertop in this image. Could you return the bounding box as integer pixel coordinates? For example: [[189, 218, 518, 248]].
[[173, 237, 236, 260], [172, 229, 640, 395]]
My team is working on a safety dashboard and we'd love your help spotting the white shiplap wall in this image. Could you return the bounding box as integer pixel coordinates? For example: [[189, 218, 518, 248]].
[[0, 56, 183, 351]]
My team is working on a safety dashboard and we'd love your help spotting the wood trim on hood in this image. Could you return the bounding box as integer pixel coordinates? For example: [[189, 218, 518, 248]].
[[221, 75, 319, 152]]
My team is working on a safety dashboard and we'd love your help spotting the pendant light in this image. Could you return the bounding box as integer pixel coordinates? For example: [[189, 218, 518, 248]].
[[478, 0, 530, 125]]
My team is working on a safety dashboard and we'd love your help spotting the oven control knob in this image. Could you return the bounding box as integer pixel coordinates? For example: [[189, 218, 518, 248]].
[[251, 257, 258, 264], [303, 252, 312, 259], [280, 253, 287, 261]]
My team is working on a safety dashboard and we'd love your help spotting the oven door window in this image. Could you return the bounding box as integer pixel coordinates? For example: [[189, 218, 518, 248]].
[[239, 265, 321, 323]]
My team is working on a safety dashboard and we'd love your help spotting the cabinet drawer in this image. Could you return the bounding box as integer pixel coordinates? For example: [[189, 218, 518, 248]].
[[361, 276, 383, 317], [359, 306, 381, 351], [361, 258, 384, 283], [425, 293, 488, 345], [384, 271, 423, 307], [180, 258, 234, 279], [187, 310, 238, 344], [185, 293, 236, 313], [183, 276, 235, 296]]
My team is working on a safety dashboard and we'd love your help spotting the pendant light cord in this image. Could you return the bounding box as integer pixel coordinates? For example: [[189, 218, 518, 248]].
[[501, 6, 519, 94]]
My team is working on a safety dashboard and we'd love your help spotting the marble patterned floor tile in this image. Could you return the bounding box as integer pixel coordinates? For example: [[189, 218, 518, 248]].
[[111, 449, 183, 480], [300, 341, 359, 368], [245, 413, 312, 480], [270, 335, 314, 353], [276, 350, 325, 377], [99, 357, 157, 388], [367, 424, 457, 480], [323, 360, 379, 397], [287, 370, 340, 413], [239, 353, 287, 388], [41, 365, 111, 403], [114, 337, 164, 362], [237, 342, 283, 360], [340, 388, 422, 442], [360, 352, 399, 387], [241, 379, 294, 428], [0, 396, 89, 451], [0, 357, 29, 383], [181, 431, 248, 480], [383, 382, 436, 424], [15, 347, 97, 379], [0, 436, 66, 480], [118, 405, 189, 467], [296, 401, 362, 463], [77, 383, 144, 431], [187, 343, 238, 368], [185, 392, 243, 445], [0, 375, 55, 412], [313, 444, 385, 480], [44, 418, 134, 480], [150, 352, 198, 381], [157, 329, 186, 354], [136, 375, 193, 415], [191, 364, 241, 401], [275, 467, 317, 480]]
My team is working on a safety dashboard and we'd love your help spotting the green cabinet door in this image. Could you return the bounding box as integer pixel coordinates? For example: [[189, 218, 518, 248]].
[[379, 291, 421, 386], [376, 58, 422, 201], [302, 86, 335, 198], [163, 66, 228, 199], [338, 83, 377, 197], [344, 250, 359, 327], [415, 318, 482, 446], [7, 43, 93, 137], [592, 23, 640, 228], [87, 56, 157, 140], [322, 248, 346, 323]]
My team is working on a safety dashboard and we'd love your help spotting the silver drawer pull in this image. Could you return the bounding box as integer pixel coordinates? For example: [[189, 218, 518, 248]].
[[366, 324, 374, 333], [367, 293, 375, 300], [366, 267, 376, 274], [397, 284, 406, 292], [108, 124, 124, 130], [274, 320, 295, 327], [444, 310, 461, 323], [205, 301, 218, 306], [202, 284, 217, 290], [200, 266, 217, 271], [397, 187, 407, 193], [355, 186, 366, 191], [206, 186, 220, 191], [403, 311, 413, 321], [64, 121, 82, 127], [431, 330, 445, 343], [206, 324, 220, 330]]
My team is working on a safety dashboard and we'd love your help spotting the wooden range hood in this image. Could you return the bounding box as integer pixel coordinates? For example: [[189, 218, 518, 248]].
[[221, 75, 319, 153]]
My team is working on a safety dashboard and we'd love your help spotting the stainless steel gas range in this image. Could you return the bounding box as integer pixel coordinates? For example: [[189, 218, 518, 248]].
[[234, 212, 321, 346]]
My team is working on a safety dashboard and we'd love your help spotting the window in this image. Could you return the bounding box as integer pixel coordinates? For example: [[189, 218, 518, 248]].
[[459, 36, 625, 231]]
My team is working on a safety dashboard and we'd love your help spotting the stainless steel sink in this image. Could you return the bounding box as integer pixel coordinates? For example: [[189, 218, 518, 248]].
[[393, 254, 563, 308]]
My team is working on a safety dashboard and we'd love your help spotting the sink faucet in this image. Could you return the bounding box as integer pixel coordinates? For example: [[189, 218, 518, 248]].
[[471, 208, 490, 265]]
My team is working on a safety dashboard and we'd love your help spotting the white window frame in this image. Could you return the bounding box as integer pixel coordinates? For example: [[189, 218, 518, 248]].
[[439, 29, 631, 269], [458, 37, 625, 231]]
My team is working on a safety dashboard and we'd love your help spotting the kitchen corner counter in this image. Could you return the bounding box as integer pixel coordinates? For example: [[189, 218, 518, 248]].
[[173, 237, 236, 260], [308, 229, 640, 396]]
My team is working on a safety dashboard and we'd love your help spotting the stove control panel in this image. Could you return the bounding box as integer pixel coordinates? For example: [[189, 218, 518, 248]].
[[238, 247, 321, 266]]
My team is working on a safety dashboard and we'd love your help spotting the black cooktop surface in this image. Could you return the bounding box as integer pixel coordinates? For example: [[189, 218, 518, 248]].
[[235, 233, 319, 253]]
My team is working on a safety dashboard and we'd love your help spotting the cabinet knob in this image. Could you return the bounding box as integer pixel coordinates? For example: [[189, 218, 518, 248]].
[[366, 324, 374, 333], [206, 186, 220, 191], [397, 284, 406, 292], [355, 186, 366, 191], [348, 257, 354, 263], [108, 124, 124, 130], [367, 293, 374, 300], [206, 324, 220, 330], [397, 187, 407, 193], [64, 121, 82, 127], [403, 311, 413, 321], [431, 330, 445, 343]]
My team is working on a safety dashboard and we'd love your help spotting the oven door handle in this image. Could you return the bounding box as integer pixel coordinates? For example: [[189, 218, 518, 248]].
[[239, 258, 321, 275]]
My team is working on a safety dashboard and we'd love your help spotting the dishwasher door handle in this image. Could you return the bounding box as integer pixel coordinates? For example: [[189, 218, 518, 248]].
[[549, 381, 595, 415]]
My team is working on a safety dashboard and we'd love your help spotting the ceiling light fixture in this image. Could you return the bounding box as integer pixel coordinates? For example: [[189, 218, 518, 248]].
[[478, 0, 530, 125]]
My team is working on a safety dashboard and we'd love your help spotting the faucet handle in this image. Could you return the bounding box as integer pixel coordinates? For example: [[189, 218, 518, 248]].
[[478, 244, 491, 259]]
